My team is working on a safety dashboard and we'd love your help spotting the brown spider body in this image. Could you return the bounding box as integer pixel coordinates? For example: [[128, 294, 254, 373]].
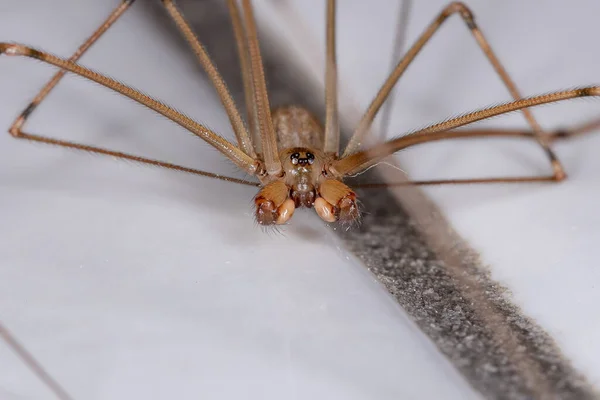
[[254, 106, 358, 225]]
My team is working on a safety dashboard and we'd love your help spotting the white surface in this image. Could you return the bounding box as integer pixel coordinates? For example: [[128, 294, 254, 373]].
[[265, 0, 600, 388], [0, 2, 480, 400]]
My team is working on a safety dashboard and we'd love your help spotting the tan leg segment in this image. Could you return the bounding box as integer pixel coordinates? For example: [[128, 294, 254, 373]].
[[353, 176, 556, 188], [226, 0, 261, 154], [343, 1, 564, 180], [332, 87, 600, 177], [1, 43, 258, 175], [351, 117, 600, 187], [241, 0, 282, 177], [549, 117, 600, 142], [10, 0, 134, 136], [162, 0, 256, 158], [12, 131, 259, 186], [323, 0, 340, 156], [378, 0, 413, 141], [3, 1, 257, 185], [431, 118, 600, 144]]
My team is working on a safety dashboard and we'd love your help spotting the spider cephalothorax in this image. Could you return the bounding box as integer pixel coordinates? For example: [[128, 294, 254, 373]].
[[285, 148, 321, 208], [253, 107, 359, 226]]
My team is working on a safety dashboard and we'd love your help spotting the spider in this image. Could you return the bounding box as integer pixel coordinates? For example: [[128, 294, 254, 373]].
[[1, 0, 598, 227]]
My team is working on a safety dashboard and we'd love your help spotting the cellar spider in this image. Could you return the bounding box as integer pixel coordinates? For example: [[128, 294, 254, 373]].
[[1, 0, 599, 226]]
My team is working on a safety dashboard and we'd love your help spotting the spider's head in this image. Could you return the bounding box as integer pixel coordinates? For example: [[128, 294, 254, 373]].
[[281, 147, 322, 209], [253, 148, 359, 226]]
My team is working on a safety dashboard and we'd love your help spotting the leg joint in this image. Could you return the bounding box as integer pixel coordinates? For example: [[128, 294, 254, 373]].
[[550, 158, 567, 181], [441, 2, 476, 28], [21, 103, 37, 120]]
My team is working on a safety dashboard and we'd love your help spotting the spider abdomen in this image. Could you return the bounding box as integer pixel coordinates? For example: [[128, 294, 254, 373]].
[[272, 105, 323, 149]]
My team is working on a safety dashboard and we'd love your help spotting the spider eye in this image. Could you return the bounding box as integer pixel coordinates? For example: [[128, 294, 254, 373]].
[[306, 152, 315, 164], [291, 152, 300, 165]]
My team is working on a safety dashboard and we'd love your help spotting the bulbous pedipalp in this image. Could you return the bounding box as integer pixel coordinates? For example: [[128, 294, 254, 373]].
[[254, 180, 294, 225], [316, 179, 359, 223]]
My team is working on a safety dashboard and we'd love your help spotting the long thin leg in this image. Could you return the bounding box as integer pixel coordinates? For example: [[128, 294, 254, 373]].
[[342, 2, 563, 181], [0, 322, 74, 400], [348, 129, 558, 188], [551, 116, 600, 141], [353, 176, 555, 188], [13, 131, 260, 186], [241, 0, 283, 177], [378, 0, 413, 141], [350, 117, 600, 188], [161, 0, 256, 159], [4, 2, 256, 185], [429, 117, 600, 144], [1, 43, 259, 175], [331, 87, 600, 176], [226, 0, 261, 154], [323, 0, 340, 156], [10, 0, 134, 136]]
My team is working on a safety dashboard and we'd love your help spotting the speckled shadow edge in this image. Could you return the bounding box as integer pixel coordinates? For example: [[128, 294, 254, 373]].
[[149, 1, 599, 399]]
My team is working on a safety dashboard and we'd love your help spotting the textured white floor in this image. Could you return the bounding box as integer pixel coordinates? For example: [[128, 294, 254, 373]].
[[263, 0, 600, 389], [0, 2, 480, 399]]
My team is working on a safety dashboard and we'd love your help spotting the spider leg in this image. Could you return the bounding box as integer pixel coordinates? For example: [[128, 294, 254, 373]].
[[226, 0, 261, 154], [343, 2, 566, 180], [1, 43, 260, 175], [378, 0, 413, 142], [333, 87, 600, 177], [161, 0, 256, 158], [350, 120, 600, 188], [0, 322, 73, 400], [9, 0, 134, 137], [323, 0, 340, 156], [240, 0, 282, 177]]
